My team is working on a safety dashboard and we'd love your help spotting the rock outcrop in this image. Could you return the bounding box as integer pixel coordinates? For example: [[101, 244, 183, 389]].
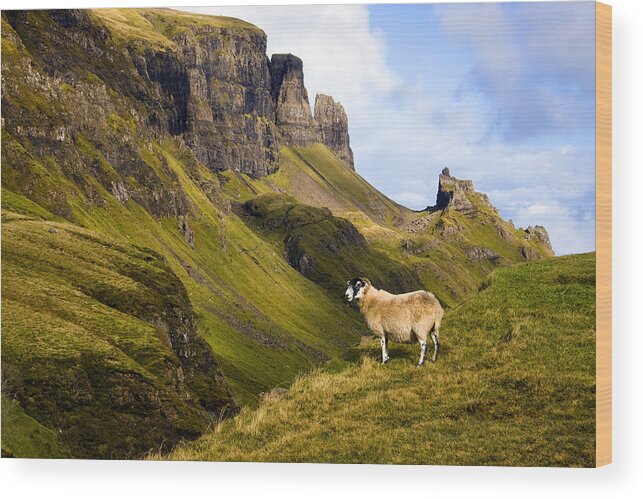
[[270, 54, 319, 146], [169, 27, 281, 177], [525, 225, 553, 254], [425, 168, 554, 258], [466, 246, 500, 263], [434, 167, 476, 214], [314, 94, 354, 169]]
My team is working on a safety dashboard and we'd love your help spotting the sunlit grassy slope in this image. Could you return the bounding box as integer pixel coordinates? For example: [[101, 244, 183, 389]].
[[240, 193, 421, 296], [93, 8, 261, 49], [161, 253, 596, 466]]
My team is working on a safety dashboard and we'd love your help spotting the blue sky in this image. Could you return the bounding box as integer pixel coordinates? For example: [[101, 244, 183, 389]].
[[183, 2, 596, 255]]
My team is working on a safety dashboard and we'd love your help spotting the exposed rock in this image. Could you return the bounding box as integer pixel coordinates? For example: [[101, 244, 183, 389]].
[[285, 234, 316, 277], [520, 245, 540, 260], [314, 94, 354, 169], [496, 223, 515, 241], [111, 180, 129, 203], [178, 215, 195, 247], [436, 218, 462, 237], [270, 54, 319, 145], [168, 27, 281, 178], [401, 211, 439, 234], [434, 168, 476, 215], [525, 225, 554, 255], [401, 238, 438, 255], [466, 246, 500, 263]]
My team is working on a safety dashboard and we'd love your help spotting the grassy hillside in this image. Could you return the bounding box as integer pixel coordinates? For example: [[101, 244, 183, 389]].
[[222, 144, 554, 307], [93, 8, 261, 50], [1, 206, 236, 458], [217, 143, 413, 228], [241, 193, 420, 296], [1, 10, 367, 407], [161, 253, 596, 466], [1, 395, 71, 459], [1, 138, 365, 407]]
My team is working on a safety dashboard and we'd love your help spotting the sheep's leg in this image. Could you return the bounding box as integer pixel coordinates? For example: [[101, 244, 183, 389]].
[[430, 328, 440, 363], [417, 339, 427, 367], [380, 336, 390, 364]]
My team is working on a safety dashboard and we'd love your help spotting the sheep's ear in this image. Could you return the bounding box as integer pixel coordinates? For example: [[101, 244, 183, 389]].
[[346, 280, 350, 286]]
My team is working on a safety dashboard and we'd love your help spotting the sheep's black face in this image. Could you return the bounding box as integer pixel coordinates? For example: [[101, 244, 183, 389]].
[[345, 277, 367, 302]]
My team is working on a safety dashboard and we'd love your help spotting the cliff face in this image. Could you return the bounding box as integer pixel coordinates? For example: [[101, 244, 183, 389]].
[[270, 54, 319, 146], [435, 167, 478, 214], [315, 94, 354, 169], [169, 27, 281, 177]]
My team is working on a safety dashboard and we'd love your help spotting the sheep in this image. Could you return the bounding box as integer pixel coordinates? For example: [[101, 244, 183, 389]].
[[344, 277, 443, 366]]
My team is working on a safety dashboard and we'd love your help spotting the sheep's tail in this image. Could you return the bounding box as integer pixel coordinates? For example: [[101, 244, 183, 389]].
[[430, 319, 441, 363]]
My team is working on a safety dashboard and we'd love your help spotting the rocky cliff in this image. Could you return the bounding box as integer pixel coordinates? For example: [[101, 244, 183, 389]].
[[167, 23, 281, 177], [434, 167, 481, 215], [315, 94, 354, 169], [270, 54, 318, 146], [1, 9, 357, 222]]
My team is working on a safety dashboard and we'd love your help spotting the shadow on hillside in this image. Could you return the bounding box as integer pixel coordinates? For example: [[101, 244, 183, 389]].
[[341, 343, 423, 365]]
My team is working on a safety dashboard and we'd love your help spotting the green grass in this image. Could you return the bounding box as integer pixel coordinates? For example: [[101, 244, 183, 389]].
[[237, 144, 553, 308], [1, 211, 234, 458], [241, 192, 421, 296], [92, 8, 261, 50], [266, 145, 413, 227], [41, 140, 366, 405], [1, 395, 71, 459], [160, 253, 596, 466], [2, 8, 570, 462]]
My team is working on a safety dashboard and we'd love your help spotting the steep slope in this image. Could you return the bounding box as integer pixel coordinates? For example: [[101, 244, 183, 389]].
[[161, 253, 596, 466], [1, 8, 364, 412], [1, 395, 71, 459], [241, 193, 420, 296], [2, 205, 235, 459]]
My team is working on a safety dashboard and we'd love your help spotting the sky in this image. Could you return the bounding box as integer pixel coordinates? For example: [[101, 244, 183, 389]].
[[182, 2, 596, 255]]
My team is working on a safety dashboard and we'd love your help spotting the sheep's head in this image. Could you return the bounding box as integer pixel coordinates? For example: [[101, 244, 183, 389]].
[[345, 277, 371, 302]]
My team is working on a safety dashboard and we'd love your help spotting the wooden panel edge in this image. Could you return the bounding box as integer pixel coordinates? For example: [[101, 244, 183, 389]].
[[595, 1, 612, 468]]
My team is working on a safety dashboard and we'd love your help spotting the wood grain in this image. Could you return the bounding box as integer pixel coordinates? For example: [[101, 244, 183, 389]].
[[596, 1, 612, 468]]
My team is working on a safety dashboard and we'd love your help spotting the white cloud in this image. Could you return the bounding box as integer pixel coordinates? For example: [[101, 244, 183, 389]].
[[392, 191, 430, 209]]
